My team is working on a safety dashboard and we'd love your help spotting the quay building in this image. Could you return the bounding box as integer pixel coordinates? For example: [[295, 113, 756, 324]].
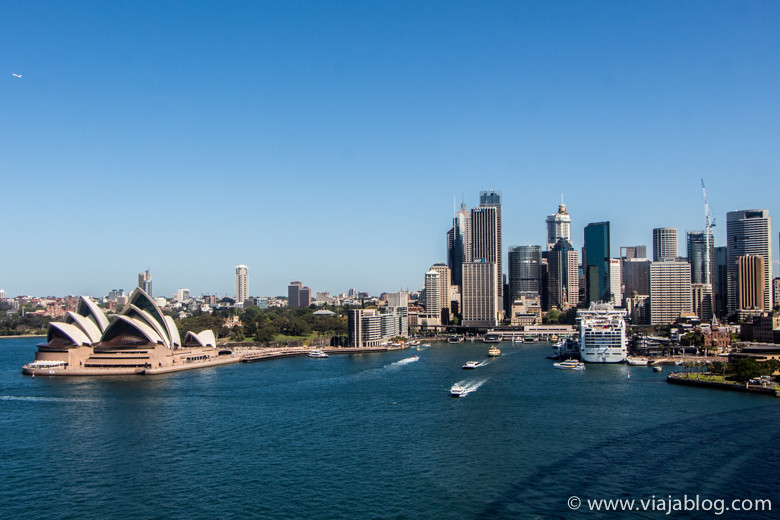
[[24, 288, 219, 375]]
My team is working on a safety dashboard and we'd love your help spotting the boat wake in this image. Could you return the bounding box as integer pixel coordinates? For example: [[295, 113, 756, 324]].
[[389, 356, 420, 368], [352, 356, 420, 381], [453, 378, 489, 396]]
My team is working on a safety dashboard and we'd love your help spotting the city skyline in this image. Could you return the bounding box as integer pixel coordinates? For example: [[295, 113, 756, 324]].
[[3, 2, 780, 297]]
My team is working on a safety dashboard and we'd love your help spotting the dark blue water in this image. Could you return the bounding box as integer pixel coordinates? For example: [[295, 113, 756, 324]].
[[1, 337, 778, 519]]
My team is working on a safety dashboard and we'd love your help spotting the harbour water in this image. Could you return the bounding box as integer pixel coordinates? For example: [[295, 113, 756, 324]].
[[1, 337, 778, 519]]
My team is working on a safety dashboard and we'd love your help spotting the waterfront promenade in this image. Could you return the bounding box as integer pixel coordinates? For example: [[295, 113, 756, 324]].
[[22, 344, 410, 376]]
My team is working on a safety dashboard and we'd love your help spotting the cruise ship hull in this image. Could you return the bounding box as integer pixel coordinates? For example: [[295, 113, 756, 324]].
[[579, 349, 627, 363]]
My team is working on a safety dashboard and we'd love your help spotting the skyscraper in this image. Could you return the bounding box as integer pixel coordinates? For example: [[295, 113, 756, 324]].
[[508, 246, 542, 301], [736, 255, 765, 313], [653, 228, 678, 261], [547, 238, 579, 310], [462, 260, 498, 327], [545, 201, 572, 251], [583, 221, 611, 304], [425, 264, 451, 324], [288, 281, 311, 308], [650, 260, 692, 325], [726, 209, 772, 315], [235, 265, 248, 304], [424, 269, 442, 324], [470, 205, 501, 304], [609, 258, 622, 306], [138, 269, 152, 296], [622, 258, 650, 297], [447, 201, 471, 287], [714, 246, 728, 318], [686, 231, 715, 285], [479, 190, 502, 303], [620, 245, 647, 259]]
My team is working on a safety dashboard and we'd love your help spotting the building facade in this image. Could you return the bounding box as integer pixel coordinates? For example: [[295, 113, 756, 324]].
[[508, 245, 542, 302], [138, 269, 152, 297], [348, 308, 409, 347], [545, 202, 572, 251], [462, 260, 498, 327], [652, 228, 678, 261], [287, 281, 312, 308], [447, 200, 472, 288], [736, 255, 766, 313], [609, 258, 622, 306], [584, 221, 611, 304], [235, 265, 248, 305], [547, 238, 579, 310], [650, 259, 692, 325], [726, 209, 772, 315], [622, 258, 650, 298]]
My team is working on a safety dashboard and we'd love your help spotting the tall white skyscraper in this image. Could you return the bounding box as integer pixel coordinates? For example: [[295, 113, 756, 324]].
[[545, 201, 572, 251], [424, 269, 442, 317], [235, 265, 249, 305], [429, 263, 452, 316], [609, 258, 623, 306]]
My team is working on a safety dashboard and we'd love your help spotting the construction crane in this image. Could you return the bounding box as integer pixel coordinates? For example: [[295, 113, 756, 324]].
[[701, 179, 715, 286]]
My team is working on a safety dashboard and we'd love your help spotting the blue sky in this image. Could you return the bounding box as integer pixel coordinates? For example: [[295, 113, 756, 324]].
[[2, 1, 779, 298]]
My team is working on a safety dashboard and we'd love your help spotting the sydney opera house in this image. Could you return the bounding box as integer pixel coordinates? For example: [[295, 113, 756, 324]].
[[23, 288, 234, 376]]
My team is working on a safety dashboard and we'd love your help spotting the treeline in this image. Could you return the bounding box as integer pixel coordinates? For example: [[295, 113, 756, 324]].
[[175, 306, 348, 344], [0, 312, 51, 336]]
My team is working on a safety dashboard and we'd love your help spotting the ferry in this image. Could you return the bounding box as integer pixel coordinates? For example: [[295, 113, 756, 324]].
[[626, 357, 649, 366], [450, 384, 467, 397], [447, 335, 464, 344], [487, 347, 501, 357], [554, 359, 585, 371], [308, 350, 329, 358], [462, 361, 481, 369], [577, 303, 628, 363], [483, 333, 502, 343]]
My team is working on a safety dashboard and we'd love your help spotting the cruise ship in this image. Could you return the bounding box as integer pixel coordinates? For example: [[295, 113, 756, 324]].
[[577, 303, 627, 363]]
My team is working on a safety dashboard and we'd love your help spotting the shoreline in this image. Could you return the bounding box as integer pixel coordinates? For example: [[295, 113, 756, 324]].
[[1, 334, 46, 339], [667, 372, 779, 397], [22, 344, 411, 377]]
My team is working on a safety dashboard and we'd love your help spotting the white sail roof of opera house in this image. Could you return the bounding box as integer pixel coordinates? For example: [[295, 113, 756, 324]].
[[99, 315, 166, 347], [183, 330, 216, 348], [47, 321, 93, 347], [64, 311, 103, 344], [123, 288, 180, 347], [40, 288, 215, 350], [164, 316, 181, 348], [121, 304, 173, 349], [77, 296, 110, 333]]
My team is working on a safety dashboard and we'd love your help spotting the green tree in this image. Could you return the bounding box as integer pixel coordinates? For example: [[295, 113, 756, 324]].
[[544, 309, 562, 325], [733, 358, 763, 382]]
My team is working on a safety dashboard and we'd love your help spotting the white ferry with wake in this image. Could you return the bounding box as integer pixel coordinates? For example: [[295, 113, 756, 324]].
[[577, 303, 627, 363]]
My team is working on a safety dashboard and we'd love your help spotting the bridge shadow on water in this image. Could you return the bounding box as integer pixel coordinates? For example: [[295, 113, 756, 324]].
[[478, 404, 780, 519]]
